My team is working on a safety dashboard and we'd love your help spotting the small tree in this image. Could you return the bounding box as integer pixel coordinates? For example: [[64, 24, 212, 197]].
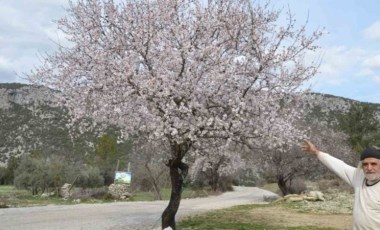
[[14, 156, 49, 195], [94, 134, 118, 185], [130, 138, 170, 200], [257, 124, 356, 195], [0, 156, 20, 185], [29, 0, 322, 228], [190, 142, 244, 191]]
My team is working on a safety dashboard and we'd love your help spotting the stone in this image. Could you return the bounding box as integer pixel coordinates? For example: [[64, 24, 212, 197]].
[[108, 184, 131, 200], [60, 183, 72, 199], [308, 191, 325, 201]]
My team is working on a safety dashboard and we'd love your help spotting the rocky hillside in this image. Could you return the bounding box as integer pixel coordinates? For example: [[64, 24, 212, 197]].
[[0, 83, 101, 165], [1, 83, 379, 166]]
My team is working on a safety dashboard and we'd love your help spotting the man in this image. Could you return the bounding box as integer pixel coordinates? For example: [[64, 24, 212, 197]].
[[302, 140, 380, 230]]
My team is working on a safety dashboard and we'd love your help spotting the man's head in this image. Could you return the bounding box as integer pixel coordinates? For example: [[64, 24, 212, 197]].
[[360, 148, 380, 182]]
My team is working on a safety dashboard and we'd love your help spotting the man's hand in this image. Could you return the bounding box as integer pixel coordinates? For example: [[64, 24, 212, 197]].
[[302, 140, 320, 156]]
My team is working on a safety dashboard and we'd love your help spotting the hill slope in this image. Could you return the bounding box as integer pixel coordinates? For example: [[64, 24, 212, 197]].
[[0, 83, 99, 165], [1, 83, 379, 165]]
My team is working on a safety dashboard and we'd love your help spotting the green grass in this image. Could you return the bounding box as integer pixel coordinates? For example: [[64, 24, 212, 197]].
[[178, 204, 338, 230], [0, 186, 75, 207], [0, 185, 29, 196]]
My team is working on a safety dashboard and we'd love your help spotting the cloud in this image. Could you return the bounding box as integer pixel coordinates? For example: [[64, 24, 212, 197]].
[[312, 46, 365, 85], [0, 1, 69, 83], [363, 21, 380, 40], [0, 56, 17, 82], [362, 54, 380, 69], [372, 75, 380, 83], [357, 54, 380, 86]]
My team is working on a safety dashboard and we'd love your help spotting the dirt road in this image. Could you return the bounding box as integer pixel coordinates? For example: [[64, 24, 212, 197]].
[[0, 187, 278, 230]]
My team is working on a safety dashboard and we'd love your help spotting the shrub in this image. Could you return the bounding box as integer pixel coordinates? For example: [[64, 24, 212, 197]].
[[76, 166, 104, 188], [287, 178, 307, 194], [70, 187, 108, 200]]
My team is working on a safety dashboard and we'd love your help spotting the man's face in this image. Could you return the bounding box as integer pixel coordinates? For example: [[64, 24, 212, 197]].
[[362, 157, 380, 181]]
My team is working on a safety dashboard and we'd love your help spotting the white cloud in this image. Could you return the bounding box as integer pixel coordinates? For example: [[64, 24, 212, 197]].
[[0, 56, 11, 69], [0, 1, 70, 83], [362, 54, 380, 69], [314, 46, 365, 84], [358, 54, 380, 85], [372, 75, 380, 83], [363, 21, 380, 40]]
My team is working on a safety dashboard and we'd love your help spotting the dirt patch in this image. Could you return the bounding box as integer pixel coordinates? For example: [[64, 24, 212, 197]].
[[249, 206, 352, 230]]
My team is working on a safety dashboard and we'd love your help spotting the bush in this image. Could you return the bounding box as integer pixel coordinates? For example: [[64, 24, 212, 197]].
[[76, 166, 104, 188], [70, 187, 108, 200], [217, 176, 234, 192], [287, 178, 307, 194], [13, 155, 105, 195], [14, 156, 49, 195], [278, 177, 307, 196], [103, 193, 114, 201]]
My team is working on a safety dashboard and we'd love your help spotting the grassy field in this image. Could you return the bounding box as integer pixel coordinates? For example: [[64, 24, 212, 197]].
[[177, 183, 353, 230], [178, 203, 351, 230], [0, 185, 80, 207]]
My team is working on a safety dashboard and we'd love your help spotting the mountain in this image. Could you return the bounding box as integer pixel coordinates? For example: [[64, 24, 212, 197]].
[[0, 83, 100, 165], [1, 83, 379, 166]]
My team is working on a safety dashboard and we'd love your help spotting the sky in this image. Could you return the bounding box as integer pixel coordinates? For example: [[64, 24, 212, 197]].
[[1, 1, 380, 103]]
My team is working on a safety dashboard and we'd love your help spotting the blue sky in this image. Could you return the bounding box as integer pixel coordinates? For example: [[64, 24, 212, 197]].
[[1, 1, 380, 103]]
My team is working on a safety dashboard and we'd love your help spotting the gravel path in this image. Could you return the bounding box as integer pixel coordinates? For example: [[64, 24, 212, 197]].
[[0, 186, 279, 230]]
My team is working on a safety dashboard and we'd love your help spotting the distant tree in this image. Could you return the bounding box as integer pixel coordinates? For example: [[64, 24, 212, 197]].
[[91, 133, 132, 185], [14, 156, 49, 195], [130, 138, 170, 200], [94, 134, 118, 185], [257, 125, 356, 196], [190, 141, 244, 191], [76, 165, 104, 188], [28, 0, 322, 228], [0, 156, 20, 185], [339, 103, 380, 153]]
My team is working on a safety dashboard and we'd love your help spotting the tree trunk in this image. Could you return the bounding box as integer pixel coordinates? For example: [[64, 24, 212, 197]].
[[277, 175, 288, 196], [277, 173, 295, 196], [211, 170, 219, 191], [161, 142, 190, 229]]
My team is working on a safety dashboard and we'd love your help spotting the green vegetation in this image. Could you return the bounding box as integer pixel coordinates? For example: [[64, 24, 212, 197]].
[[178, 204, 342, 230], [0, 185, 72, 207], [0, 185, 212, 207], [338, 103, 380, 153]]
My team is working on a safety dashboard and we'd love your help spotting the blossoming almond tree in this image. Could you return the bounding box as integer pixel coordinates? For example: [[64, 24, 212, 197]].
[[28, 0, 322, 228]]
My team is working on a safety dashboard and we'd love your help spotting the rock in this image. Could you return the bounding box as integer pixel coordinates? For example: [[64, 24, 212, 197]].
[[279, 191, 325, 203], [41, 192, 55, 198], [108, 184, 131, 200], [308, 191, 325, 201], [286, 196, 304, 202], [60, 183, 72, 199]]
